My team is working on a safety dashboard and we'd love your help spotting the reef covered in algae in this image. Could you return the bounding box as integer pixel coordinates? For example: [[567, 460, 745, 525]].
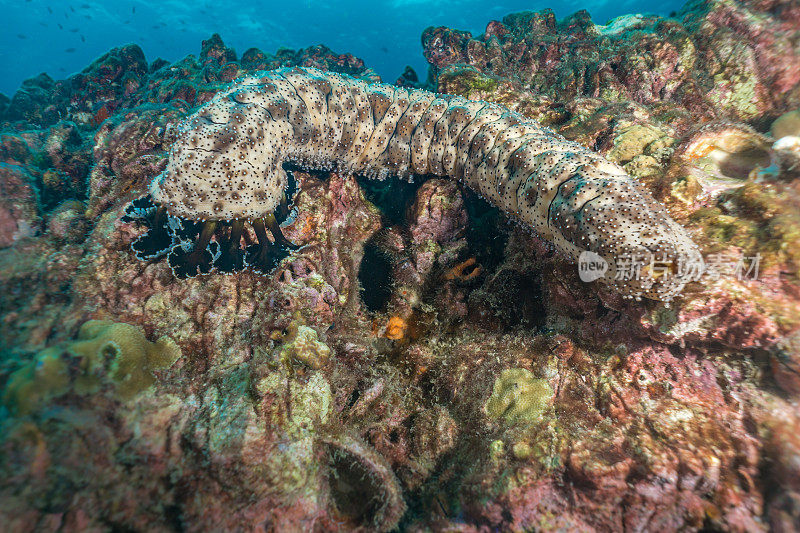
[[1, 0, 799, 530]]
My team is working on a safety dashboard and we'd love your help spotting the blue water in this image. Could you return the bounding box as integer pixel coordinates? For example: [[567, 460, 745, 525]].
[[1, 0, 684, 96]]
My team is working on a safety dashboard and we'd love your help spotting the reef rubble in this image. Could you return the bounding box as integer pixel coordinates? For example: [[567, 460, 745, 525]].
[[1, 0, 800, 530]]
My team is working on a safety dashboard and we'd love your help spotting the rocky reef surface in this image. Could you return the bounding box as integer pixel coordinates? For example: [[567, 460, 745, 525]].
[[1, 0, 799, 530]]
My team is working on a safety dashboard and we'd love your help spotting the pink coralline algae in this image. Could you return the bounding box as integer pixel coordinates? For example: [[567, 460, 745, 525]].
[[1, 3, 800, 531]]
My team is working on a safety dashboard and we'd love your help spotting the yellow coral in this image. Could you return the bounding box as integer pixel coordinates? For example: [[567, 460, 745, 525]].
[[2, 347, 70, 415], [485, 368, 553, 426], [2, 320, 180, 414], [275, 321, 331, 369], [771, 109, 800, 139], [69, 320, 181, 399], [608, 123, 672, 164]]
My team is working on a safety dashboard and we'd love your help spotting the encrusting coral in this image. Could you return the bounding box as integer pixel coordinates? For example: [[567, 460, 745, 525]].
[[3, 320, 180, 414], [273, 319, 332, 369], [484, 368, 554, 426]]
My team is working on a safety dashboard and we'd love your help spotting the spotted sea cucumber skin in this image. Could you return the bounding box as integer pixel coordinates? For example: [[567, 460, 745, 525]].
[[149, 66, 702, 300]]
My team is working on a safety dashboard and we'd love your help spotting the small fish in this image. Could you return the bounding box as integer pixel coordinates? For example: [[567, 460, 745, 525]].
[[69, 28, 79, 32], [132, 6, 135, 13], [58, 23, 63, 29], [39, 21, 48, 27], [80, 3, 90, 7], [381, 46, 388, 53], [17, 34, 27, 39], [70, 6, 75, 12], [84, 14, 91, 19], [123, 19, 130, 24], [48, 6, 53, 14], [80, 34, 85, 42], [65, 47, 76, 53]]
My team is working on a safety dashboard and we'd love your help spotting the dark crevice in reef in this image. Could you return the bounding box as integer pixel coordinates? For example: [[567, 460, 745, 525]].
[[460, 186, 509, 274], [400, 419, 496, 529], [356, 174, 427, 315], [322, 435, 406, 532], [163, 503, 186, 533], [357, 174, 427, 227], [359, 237, 395, 313], [327, 449, 387, 526], [475, 267, 547, 330]]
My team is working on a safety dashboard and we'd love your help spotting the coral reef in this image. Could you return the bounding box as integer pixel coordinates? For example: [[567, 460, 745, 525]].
[[422, 0, 800, 123], [1, 2, 800, 531], [1, 34, 373, 130]]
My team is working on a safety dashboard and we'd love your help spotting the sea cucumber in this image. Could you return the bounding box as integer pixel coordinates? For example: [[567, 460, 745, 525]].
[[124, 66, 703, 301]]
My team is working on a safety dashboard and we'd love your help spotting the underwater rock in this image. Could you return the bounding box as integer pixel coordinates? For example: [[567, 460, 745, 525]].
[[39, 121, 91, 208], [770, 329, 800, 396], [771, 109, 800, 140], [2, 73, 59, 124], [46, 200, 88, 243], [414, 331, 764, 531], [88, 103, 185, 218], [423, 0, 800, 122], [408, 179, 468, 277], [0, 163, 40, 248]]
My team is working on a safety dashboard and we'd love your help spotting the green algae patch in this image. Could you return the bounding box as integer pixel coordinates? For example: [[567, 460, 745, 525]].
[[711, 70, 760, 119], [484, 368, 554, 426], [2, 320, 180, 414]]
